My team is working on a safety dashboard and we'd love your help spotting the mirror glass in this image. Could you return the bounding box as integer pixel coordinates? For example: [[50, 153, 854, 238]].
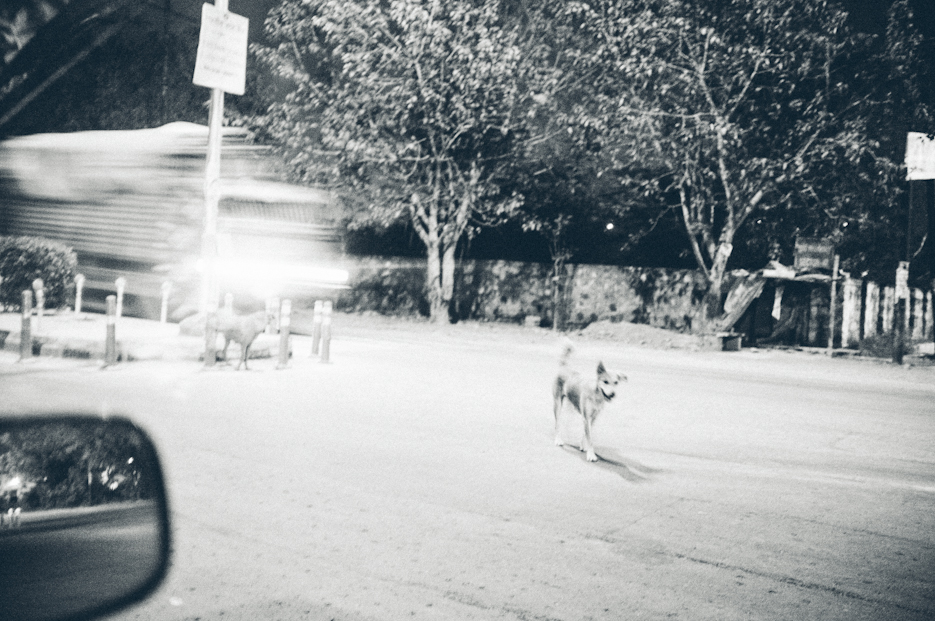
[[0, 416, 169, 621]]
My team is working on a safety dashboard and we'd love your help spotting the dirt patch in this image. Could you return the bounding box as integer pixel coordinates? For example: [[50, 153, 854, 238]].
[[575, 319, 714, 351]]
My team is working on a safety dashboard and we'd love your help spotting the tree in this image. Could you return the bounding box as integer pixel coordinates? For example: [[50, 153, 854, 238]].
[[563, 0, 902, 323], [247, 0, 529, 322]]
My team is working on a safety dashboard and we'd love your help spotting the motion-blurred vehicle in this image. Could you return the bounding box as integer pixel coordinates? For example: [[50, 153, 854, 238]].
[[0, 122, 347, 318]]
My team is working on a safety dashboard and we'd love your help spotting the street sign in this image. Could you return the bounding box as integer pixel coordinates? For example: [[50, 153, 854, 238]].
[[906, 132, 935, 180], [192, 3, 248, 96], [793, 237, 834, 272]]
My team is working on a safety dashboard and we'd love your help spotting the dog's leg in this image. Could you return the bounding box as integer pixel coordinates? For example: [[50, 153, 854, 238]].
[[240, 343, 249, 370], [552, 378, 565, 446], [582, 406, 597, 462]]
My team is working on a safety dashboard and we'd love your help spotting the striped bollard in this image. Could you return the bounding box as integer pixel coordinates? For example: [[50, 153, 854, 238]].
[[20, 290, 32, 360], [320, 300, 332, 363], [104, 295, 117, 367], [32, 279, 44, 332], [311, 300, 323, 356], [161, 282, 172, 324], [75, 274, 85, 315], [277, 300, 292, 369], [115, 277, 126, 319]]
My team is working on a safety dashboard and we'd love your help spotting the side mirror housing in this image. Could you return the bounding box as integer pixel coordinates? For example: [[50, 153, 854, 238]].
[[0, 415, 170, 621]]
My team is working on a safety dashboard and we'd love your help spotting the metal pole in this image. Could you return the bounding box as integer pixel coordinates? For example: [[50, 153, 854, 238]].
[[75, 274, 85, 315], [320, 300, 332, 363], [200, 0, 227, 317], [311, 300, 323, 355]]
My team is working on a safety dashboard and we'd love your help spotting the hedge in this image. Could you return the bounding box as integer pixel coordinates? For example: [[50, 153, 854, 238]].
[[0, 236, 78, 311]]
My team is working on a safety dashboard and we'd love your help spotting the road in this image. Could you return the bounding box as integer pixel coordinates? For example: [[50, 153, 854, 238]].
[[1, 320, 934, 620]]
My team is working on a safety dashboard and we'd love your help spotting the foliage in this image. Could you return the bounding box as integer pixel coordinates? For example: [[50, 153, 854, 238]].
[[0, 421, 153, 511], [0, 235, 77, 311], [244, 0, 533, 322], [550, 0, 931, 321]]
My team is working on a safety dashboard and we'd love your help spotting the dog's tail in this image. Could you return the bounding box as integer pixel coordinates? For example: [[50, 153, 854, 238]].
[[558, 337, 574, 367]]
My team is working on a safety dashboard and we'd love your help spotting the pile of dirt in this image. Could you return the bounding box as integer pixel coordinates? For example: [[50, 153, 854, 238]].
[[574, 319, 715, 351]]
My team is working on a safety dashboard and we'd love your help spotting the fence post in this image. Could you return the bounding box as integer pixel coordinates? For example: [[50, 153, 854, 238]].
[[863, 282, 879, 338], [32, 278, 44, 332], [912, 289, 924, 340], [311, 300, 323, 356], [75, 274, 85, 315], [842, 276, 860, 349], [115, 277, 126, 319], [104, 295, 117, 367], [882, 287, 895, 334], [277, 299, 291, 369], [20, 290, 32, 360], [320, 300, 332, 363]]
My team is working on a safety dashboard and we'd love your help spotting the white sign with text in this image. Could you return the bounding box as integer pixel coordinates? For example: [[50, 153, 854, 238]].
[[192, 3, 248, 95]]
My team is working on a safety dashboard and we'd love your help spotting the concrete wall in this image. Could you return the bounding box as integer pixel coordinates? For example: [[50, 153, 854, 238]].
[[337, 256, 709, 332]]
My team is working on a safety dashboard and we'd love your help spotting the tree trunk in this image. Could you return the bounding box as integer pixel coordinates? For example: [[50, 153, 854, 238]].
[[441, 242, 457, 322], [425, 237, 445, 323]]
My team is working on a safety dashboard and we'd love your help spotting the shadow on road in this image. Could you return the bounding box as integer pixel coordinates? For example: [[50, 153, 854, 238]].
[[562, 445, 662, 482]]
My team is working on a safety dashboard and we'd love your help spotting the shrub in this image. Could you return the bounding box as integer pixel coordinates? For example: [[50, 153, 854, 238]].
[[0, 236, 78, 311], [859, 331, 913, 360]]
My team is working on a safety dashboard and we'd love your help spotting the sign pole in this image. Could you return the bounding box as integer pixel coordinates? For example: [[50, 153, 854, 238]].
[[200, 0, 228, 316]]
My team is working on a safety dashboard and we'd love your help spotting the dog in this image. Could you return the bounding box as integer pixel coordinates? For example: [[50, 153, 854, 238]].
[[217, 310, 274, 370], [552, 339, 627, 462]]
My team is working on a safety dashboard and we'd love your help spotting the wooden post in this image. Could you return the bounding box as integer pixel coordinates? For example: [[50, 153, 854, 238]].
[[926, 289, 934, 341], [808, 288, 821, 345], [827, 255, 839, 353]]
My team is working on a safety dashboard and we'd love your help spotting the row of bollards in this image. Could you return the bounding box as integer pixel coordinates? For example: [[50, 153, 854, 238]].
[[17, 275, 333, 370]]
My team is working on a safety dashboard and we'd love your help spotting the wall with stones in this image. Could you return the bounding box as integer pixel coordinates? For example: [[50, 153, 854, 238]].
[[338, 256, 709, 332]]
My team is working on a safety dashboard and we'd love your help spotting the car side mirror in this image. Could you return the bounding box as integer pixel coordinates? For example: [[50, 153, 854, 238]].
[[0, 415, 170, 621]]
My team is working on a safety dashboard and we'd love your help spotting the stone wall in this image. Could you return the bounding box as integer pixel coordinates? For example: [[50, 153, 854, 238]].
[[338, 256, 709, 332]]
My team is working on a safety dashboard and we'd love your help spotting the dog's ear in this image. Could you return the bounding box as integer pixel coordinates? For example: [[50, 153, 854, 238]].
[[597, 361, 606, 375]]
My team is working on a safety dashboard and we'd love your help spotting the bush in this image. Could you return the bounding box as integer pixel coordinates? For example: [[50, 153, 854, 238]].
[[0, 236, 78, 311], [859, 331, 913, 360]]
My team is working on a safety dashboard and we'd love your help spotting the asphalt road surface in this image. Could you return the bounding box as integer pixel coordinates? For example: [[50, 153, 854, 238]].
[[1, 322, 933, 620], [0, 502, 164, 621]]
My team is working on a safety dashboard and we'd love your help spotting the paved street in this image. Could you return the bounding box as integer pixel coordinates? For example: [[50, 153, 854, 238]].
[[2, 321, 934, 620]]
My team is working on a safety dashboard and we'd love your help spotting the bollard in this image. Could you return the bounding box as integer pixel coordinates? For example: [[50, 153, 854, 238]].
[[320, 300, 332, 363], [32, 278, 44, 332], [115, 277, 126, 319], [104, 295, 117, 366], [311, 300, 323, 355], [204, 311, 218, 368], [224, 292, 234, 315], [160, 281, 172, 324], [20, 290, 32, 360], [277, 299, 292, 369], [75, 274, 85, 314]]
